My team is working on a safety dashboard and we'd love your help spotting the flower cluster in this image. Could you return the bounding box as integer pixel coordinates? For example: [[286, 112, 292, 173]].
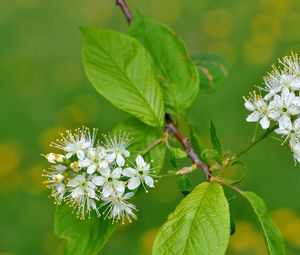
[[43, 127, 155, 223], [244, 53, 300, 163]]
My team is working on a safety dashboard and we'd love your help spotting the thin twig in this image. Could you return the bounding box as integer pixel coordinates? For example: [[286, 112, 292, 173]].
[[165, 114, 211, 180], [142, 137, 164, 156], [116, 0, 133, 24], [116, 1, 210, 180]]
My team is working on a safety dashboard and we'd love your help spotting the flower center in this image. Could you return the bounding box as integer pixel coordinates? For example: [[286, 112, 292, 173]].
[[138, 170, 144, 175], [108, 177, 113, 182]]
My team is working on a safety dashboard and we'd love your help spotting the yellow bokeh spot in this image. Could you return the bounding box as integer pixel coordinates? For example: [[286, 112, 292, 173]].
[[244, 37, 274, 65], [0, 143, 21, 174], [0, 143, 23, 193], [272, 208, 300, 247], [202, 9, 233, 39], [56, 104, 88, 125], [151, 0, 182, 24], [229, 221, 266, 255], [251, 15, 281, 39], [23, 163, 46, 195], [39, 126, 66, 151], [141, 228, 158, 255], [261, 0, 292, 18]]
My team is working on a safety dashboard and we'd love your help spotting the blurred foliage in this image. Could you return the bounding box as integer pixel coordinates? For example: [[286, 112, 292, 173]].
[[1, 0, 300, 254]]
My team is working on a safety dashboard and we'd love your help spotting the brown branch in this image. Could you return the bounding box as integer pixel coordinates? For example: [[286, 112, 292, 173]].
[[165, 114, 211, 180], [115, 1, 210, 180], [116, 0, 133, 24]]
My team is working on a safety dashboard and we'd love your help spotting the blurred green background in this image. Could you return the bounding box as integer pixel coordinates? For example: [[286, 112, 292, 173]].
[[1, 0, 300, 254]]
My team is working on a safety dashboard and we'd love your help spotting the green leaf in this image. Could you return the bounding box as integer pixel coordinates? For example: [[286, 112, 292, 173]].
[[170, 147, 187, 159], [153, 182, 230, 255], [242, 191, 285, 255], [193, 54, 228, 92], [55, 204, 116, 255], [81, 27, 164, 127], [116, 117, 166, 173], [176, 175, 192, 196], [129, 11, 199, 116], [209, 120, 222, 157]]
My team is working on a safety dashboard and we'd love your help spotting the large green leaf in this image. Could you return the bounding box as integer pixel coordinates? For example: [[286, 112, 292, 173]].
[[129, 11, 199, 116], [81, 27, 164, 127], [242, 191, 285, 255], [153, 182, 230, 255], [116, 117, 166, 173], [55, 204, 116, 255], [193, 54, 228, 92]]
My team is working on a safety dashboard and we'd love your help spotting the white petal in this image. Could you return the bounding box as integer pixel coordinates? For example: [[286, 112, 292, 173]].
[[122, 167, 136, 177], [135, 155, 145, 168], [244, 101, 255, 111], [76, 150, 85, 160], [114, 181, 125, 194], [99, 161, 108, 169], [259, 116, 270, 129], [282, 87, 290, 102], [124, 192, 134, 199], [66, 152, 73, 159], [246, 111, 260, 122], [116, 154, 125, 167], [144, 175, 154, 188], [268, 110, 281, 120], [278, 114, 292, 129], [87, 187, 96, 198], [92, 176, 105, 186], [87, 164, 97, 174], [123, 150, 130, 157], [102, 185, 113, 197], [79, 158, 91, 168], [100, 167, 111, 177], [112, 167, 122, 178], [105, 153, 116, 163], [128, 177, 141, 190], [45, 153, 56, 163], [82, 141, 91, 149], [274, 128, 288, 136]]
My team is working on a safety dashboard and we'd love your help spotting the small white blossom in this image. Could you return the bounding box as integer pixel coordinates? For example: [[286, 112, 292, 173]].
[[92, 167, 125, 197], [104, 132, 131, 167], [66, 174, 101, 219], [244, 92, 271, 129], [123, 155, 154, 191], [102, 192, 137, 224]]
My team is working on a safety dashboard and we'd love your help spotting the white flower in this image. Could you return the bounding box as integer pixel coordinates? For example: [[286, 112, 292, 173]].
[[244, 92, 271, 129], [66, 174, 101, 219], [51, 127, 97, 160], [104, 132, 131, 167], [92, 167, 125, 197], [44, 153, 65, 164], [123, 155, 154, 191], [268, 88, 300, 129], [43, 166, 67, 203], [102, 192, 137, 223], [275, 117, 300, 146], [79, 146, 109, 174]]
